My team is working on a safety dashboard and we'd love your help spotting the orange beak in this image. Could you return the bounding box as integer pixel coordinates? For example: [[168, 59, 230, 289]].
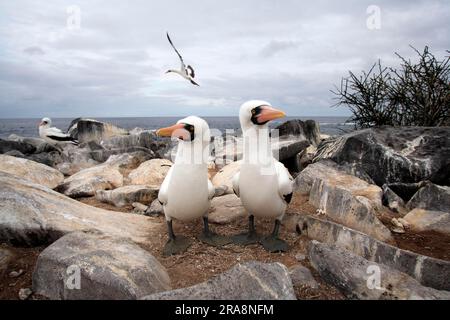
[[257, 106, 286, 123], [156, 123, 188, 140]]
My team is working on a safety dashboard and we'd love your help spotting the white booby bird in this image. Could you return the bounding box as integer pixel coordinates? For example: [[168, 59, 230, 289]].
[[165, 32, 199, 86], [232, 100, 293, 252], [156, 116, 229, 255], [38, 117, 79, 146]]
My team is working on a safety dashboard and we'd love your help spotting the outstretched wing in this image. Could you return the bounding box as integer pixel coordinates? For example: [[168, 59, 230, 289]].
[[166, 32, 185, 69], [275, 161, 293, 204], [187, 65, 195, 78]]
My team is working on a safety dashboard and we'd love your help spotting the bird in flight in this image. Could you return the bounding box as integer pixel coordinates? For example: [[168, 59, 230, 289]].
[[165, 32, 199, 86]]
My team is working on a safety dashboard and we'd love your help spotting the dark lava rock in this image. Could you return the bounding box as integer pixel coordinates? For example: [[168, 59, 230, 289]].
[[275, 119, 321, 146], [314, 126, 450, 186], [406, 182, 450, 212], [0, 139, 36, 155], [68, 118, 129, 143]]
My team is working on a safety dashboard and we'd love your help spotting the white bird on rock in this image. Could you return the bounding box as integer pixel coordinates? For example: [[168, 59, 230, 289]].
[[156, 116, 229, 256], [232, 100, 293, 252], [38, 117, 78, 146], [165, 32, 199, 86]]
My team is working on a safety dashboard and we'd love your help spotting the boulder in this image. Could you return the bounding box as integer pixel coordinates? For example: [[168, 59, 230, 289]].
[[406, 183, 450, 212], [145, 199, 164, 216], [301, 162, 390, 243], [101, 131, 166, 157], [382, 185, 406, 214], [297, 215, 450, 291], [295, 160, 377, 195], [27, 151, 63, 167], [32, 231, 171, 300], [0, 172, 160, 246], [313, 127, 450, 186], [104, 152, 153, 171], [96, 185, 159, 207], [211, 160, 241, 194], [385, 181, 426, 203], [56, 164, 123, 198], [128, 159, 172, 186], [275, 119, 321, 146], [142, 261, 295, 300], [213, 185, 229, 197], [288, 264, 318, 289], [7, 134, 47, 149], [272, 139, 310, 162], [68, 118, 129, 143], [0, 138, 35, 155], [309, 241, 450, 300], [132, 202, 149, 214], [0, 155, 64, 189], [208, 194, 246, 224], [403, 209, 450, 236]]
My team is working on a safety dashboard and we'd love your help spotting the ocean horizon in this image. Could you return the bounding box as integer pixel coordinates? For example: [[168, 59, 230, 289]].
[[0, 116, 352, 139]]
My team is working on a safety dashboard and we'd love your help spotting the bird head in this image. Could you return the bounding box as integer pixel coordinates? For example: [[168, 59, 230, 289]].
[[239, 100, 286, 131], [156, 115, 210, 144], [39, 117, 51, 128]]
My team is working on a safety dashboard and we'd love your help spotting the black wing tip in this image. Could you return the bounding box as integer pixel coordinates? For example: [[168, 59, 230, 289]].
[[284, 192, 293, 204]]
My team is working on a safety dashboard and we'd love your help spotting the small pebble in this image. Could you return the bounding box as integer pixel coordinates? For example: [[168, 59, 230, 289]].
[[9, 269, 24, 278], [295, 254, 306, 261], [18, 288, 32, 300]]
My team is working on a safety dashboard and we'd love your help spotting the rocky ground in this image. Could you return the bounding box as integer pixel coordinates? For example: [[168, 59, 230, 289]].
[[0, 118, 449, 300]]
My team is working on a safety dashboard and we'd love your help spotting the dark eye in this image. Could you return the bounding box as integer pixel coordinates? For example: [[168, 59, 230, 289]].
[[189, 126, 194, 132], [251, 109, 256, 115]]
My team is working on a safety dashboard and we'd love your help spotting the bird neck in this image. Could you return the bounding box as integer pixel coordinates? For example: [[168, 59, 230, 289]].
[[242, 124, 273, 166], [175, 139, 209, 167]]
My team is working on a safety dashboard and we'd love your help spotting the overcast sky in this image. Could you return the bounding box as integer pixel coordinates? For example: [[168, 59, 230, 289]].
[[0, 0, 448, 118]]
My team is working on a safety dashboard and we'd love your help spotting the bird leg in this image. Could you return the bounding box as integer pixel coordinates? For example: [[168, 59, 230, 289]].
[[198, 216, 231, 247], [162, 219, 192, 256], [231, 215, 261, 245], [260, 219, 288, 253]]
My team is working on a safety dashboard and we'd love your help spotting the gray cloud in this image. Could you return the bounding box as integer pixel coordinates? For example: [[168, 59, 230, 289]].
[[23, 46, 45, 55], [0, 0, 448, 118]]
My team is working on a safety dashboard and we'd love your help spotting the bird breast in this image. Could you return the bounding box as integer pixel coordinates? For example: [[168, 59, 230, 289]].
[[165, 164, 210, 221], [239, 163, 286, 218]]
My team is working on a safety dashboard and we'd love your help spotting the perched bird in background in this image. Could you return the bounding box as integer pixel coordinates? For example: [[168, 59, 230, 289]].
[[156, 116, 229, 256], [232, 100, 293, 252], [38, 117, 79, 146], [165, 32, 199, 86]]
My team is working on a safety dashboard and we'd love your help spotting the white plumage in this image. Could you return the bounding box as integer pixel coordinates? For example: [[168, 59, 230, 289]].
[[232, 100, 293, 252], [157, 116, 228, 255], [165, 32, 199, 86], [38, 117, 78, 146]]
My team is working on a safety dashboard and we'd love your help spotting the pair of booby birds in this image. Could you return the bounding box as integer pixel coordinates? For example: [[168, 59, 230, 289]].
[[38, 117, 79, 146], [157, 100, 293, 256]]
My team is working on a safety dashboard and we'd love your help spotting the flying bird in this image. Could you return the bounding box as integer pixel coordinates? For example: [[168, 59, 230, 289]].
[[231, 100, 293, 253], [165, 32, 199, 86], [39, 117, 79, 146]]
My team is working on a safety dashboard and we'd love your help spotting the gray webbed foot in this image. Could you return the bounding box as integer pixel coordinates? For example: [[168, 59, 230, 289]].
[[260, 219, 288, 253], [231, 215, 261, 245], [198, 216, 231, 247]]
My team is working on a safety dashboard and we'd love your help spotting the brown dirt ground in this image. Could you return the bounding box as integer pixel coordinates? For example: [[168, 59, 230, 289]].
[[1, 192, 449, 300]]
